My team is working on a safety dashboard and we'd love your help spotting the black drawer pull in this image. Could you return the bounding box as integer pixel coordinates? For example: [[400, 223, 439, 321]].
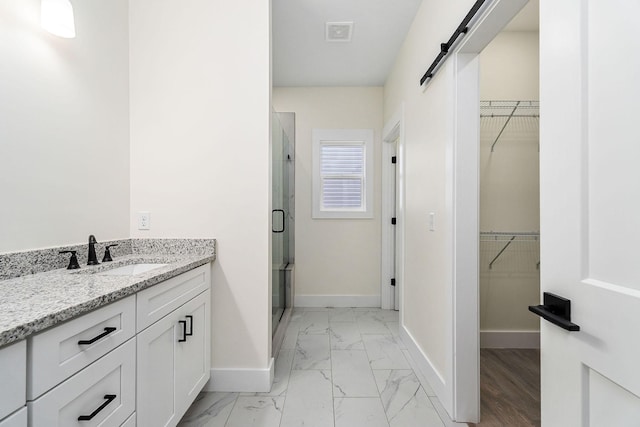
[[185, 315, 193, 336], [178, 320, 187, 342], [78, 327, 117, 345], [78, 394, 117, 421], [528, 292, 580, 332]]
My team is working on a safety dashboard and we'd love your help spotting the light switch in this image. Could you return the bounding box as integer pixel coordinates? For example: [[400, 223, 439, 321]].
[[428, 212, 435, 231]]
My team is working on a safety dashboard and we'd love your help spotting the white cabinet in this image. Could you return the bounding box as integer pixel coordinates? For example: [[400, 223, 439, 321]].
[[0, 340, 26, 421], [11, 262, 211, 427], [0, 408, 27, 427], [28, 295, 135, 399], [175, 291, 210, 410], [137, 289, 210, 427], [29, 338, 135, 427]]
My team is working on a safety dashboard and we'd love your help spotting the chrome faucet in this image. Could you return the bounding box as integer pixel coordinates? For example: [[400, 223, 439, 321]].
[[87, 235, 99, 265]]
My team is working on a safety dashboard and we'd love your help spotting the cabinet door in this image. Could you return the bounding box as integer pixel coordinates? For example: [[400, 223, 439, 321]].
[[136, 308, 181, 427], [137, 290, 210, 427], [175, 290, 210, 416]]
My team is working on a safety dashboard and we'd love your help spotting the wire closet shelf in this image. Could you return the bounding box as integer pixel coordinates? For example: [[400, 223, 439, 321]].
[[480, 100, 539, 118], [481, 100, 539, 152], [480, 231, 540, 270]]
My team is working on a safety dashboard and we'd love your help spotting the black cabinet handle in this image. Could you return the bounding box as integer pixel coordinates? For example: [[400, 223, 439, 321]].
[[185, 315, 193, 336], [78, 327, 117, 345], [528, 292, 580, 332], [78, 394, 116, 421], [178, 320, 187, 342], [272, 209, 285, 233]]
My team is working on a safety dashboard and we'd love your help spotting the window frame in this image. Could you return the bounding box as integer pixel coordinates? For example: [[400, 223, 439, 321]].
[[312, 129, 374, 219]]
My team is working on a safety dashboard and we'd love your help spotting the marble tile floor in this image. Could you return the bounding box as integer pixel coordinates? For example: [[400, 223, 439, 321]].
[[178, 307, 463, 427]]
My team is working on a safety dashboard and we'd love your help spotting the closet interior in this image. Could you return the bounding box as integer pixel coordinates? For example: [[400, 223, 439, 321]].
[[478, 100, 541, 426]]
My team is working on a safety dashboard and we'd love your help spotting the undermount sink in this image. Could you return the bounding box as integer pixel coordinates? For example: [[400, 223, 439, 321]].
[[98, 263, 167, 276]]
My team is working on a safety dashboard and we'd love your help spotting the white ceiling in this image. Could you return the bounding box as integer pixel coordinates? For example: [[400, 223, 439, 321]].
[[272, 0, 539, 87], [272, 0, 423, 87], [504, 0, 539, 31]]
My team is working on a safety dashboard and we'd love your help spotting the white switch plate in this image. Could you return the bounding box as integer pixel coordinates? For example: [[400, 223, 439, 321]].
[[138, 211, 150, 230], [428, 212, 435, 231]]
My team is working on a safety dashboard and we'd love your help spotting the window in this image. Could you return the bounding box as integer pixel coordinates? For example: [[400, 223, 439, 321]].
[[312, 129, 374, 219]]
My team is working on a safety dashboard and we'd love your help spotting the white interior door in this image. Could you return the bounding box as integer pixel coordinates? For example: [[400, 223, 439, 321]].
[[382, 114, 402, 311], [392, 138, 399, 311], [539, 0, 640, 424]]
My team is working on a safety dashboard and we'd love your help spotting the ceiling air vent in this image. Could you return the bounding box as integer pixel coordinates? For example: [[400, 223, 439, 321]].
[[326, 22, 353, 42]]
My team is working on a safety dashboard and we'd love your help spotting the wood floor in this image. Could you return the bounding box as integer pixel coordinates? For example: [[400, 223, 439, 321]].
[[470, 349, 540, 427]]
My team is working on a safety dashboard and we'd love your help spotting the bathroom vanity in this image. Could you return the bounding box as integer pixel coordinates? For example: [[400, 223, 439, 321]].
[[0, 239, 215, 427]]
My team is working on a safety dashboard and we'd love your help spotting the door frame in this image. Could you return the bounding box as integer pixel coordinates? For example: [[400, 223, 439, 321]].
[[381, 105, 405, 311], [449, 0, 528, 421]]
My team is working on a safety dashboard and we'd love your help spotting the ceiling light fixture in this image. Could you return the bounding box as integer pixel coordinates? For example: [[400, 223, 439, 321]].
[[41, 0, 76, 38]]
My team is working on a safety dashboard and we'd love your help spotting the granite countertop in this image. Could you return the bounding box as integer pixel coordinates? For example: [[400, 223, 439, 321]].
[[0, 239, 216, 348]]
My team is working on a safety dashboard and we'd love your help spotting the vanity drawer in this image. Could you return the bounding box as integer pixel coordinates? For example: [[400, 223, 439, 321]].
[[28, 295, 135, 399], [29, 338, 135, 427], [0, 340, 26, 420], [0, 407, 27, 427], [136, 264, 210, 332]]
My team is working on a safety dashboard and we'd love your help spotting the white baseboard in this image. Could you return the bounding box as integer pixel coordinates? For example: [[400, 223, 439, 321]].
[[480, 330, 540, 349], [399, 324, 450, 413], [294, 294, 380, 308], [204, 358, 275, 392]]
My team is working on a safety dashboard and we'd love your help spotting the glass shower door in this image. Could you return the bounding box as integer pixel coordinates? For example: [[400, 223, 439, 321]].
[[272, 112, 291, 334]]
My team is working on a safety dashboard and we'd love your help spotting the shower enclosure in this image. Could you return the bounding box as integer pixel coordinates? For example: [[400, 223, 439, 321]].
[[272, 111, 295, 337]]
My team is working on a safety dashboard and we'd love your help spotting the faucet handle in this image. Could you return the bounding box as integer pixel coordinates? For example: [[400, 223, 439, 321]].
[[102, 244, 119, 262], [59, 250, 81, 270]]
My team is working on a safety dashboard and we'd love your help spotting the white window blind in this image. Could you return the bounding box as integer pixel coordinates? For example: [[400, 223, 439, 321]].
[[312, 129, 374, 219], [320, 144, 365, 209]]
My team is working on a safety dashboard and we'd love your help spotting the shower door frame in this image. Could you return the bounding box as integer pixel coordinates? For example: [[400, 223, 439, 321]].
[[271, 112, 295, 356]]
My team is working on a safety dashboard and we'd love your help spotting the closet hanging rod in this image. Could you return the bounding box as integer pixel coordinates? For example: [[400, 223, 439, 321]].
[[490, 101, 519, 152], [481, 114, 539, 118], [480, 100, 539, 107], [480, 231, 539, 242], [480, 231, 540, 236]]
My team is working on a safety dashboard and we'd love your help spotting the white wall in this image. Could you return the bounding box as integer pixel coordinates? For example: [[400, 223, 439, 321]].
[[480, 32, 539, 100], [129, 0, 272, 380], [0, 0, 130, 253], [384, 0, 479, 389], [479, 31, 540, 334], [272, 87, 383, 305], [1, 0, 272, 389]]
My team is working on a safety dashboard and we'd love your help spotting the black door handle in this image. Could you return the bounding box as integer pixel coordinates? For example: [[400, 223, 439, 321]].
[[272, 209, 285, 233], [178, 320, 187, 342], [78, 327, 117, 345], [78, 394, 117, 421], [528, 292, 580, 332]]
